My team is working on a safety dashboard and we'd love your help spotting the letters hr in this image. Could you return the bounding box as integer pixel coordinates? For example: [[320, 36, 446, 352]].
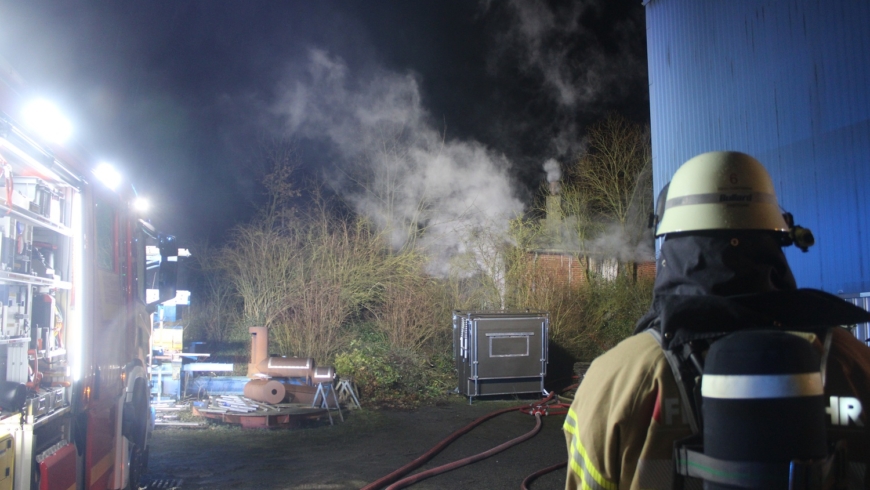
[[662, 396, 863, 427], [826, 396, 864, 427]]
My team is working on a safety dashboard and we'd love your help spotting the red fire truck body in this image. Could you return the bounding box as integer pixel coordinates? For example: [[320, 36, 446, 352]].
[[0, 64, 174, 490]]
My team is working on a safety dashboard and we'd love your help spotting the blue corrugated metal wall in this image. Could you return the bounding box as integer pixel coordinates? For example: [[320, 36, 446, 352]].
[[645, 0, 870, 293]]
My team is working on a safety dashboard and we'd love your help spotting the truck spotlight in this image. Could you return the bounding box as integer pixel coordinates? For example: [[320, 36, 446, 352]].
[[21, 99, 72, 144], [133, 197, 150, 212], [94, 162, 122, 191]]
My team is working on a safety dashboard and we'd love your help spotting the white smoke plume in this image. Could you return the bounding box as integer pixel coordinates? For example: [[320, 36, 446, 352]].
[[542, 158, 561, 183], [588, 223, 655, 263], [482, 0, 647, 166], [497, 0, 645, 109], [487, 0, 652, 264], [274, 49, 525, 275], [542, 158, 562, 196]]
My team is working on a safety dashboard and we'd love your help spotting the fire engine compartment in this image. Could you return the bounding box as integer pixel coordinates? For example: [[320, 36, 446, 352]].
[[0, 128, 78, 490]]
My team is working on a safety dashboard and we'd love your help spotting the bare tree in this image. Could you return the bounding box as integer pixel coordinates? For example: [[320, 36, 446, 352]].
[[218, 136, 304, 348], [256, 134, 301, 225], [221, 219, 303, 331], [568, 114, 652, 232], [186, 244, 242, 346], [557, 180, 603, 254]]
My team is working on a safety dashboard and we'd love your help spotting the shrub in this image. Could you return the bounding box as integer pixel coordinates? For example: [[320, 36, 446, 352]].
[[370, 274, 453, 352], [569, 275, 653, 360], [334, 339, 453, 409]]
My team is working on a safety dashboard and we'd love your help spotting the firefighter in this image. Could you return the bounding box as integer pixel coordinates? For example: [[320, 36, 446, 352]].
[[564, 151, 870, 490]]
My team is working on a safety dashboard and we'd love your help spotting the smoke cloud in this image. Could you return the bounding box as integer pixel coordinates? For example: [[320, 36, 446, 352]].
[[499, 0, 645, 110], [589, 224, 655, 263], [274, 49, 524, 274], [483, 0, 648, 163], [486, 0, 652, 263], [542, 158, 561, 183]]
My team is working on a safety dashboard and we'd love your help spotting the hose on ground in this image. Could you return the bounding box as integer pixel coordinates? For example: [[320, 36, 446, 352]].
[[384, 413, 543, 490], [516, 383, 578, 488], [521, 461, 567, 490], [360, 402, 532, 490], [363, 393, 562, 490], [556, 383, 579, 405]]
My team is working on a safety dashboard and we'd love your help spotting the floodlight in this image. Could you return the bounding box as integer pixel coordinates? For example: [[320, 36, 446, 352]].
[[21, 99, 72, 144], [94, 162, 122, 191], [133, 197, 150, 212]]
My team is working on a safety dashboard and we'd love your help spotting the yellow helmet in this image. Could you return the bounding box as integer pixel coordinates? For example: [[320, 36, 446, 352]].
[[656, 151, 790, 236]]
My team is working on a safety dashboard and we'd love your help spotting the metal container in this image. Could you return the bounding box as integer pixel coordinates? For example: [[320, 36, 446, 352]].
[[25, 393, 48, 418], [49, 388, 65, 411], [453, 310, 548, 401]]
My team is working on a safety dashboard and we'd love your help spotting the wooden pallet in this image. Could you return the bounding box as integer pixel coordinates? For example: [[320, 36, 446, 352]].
[[192, 395, 329, 429]]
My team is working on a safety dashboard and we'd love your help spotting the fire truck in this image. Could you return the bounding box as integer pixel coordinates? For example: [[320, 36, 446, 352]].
[[0, 63, 177, 489]]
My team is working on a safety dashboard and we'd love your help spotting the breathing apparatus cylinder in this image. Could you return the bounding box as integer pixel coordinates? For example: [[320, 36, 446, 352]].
[[701, 330, 827, 490]]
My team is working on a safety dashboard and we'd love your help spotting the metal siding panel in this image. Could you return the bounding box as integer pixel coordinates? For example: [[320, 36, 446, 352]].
[[646, 0, 870, 293]]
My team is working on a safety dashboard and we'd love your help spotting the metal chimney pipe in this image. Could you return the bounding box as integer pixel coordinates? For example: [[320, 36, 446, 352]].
[[247, 326, 269, 378]]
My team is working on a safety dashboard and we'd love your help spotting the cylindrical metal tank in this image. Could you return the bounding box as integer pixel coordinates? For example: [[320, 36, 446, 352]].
[[256, 357, 315, 380], [312, 365, 335, 383], [243, 379, 286, 404]]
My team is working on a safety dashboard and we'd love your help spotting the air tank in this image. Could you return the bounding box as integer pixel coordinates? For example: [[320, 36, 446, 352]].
[[701, 330, 826, 490]]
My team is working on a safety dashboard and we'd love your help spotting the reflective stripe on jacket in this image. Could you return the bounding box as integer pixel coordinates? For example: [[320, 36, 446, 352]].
[[563, 332, 694, 490], [564, 328, 870, 490]]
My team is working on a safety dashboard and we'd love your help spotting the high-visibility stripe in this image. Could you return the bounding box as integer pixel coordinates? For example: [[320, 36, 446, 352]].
[[701, 373, 823, 399], [665, 191, 777, 209], [564, 409, 618, 490], [90, 450, 114, 488], [564, 408, 577, 430]]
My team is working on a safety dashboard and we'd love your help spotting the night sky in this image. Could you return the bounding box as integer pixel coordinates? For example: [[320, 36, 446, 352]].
[[0, 1, 648, 246]]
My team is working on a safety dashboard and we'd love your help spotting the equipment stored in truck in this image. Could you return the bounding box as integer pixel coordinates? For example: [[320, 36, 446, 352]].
[[0, 61, 178, 490]]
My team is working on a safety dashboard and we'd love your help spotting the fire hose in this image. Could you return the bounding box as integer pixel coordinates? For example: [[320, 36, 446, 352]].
[[384, 413, 543, 490], [520, 461, 568, 490], [361, 391, 574, 490]]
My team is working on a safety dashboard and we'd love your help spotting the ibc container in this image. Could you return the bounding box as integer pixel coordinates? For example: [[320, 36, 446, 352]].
[[453, 310, 549, 402]]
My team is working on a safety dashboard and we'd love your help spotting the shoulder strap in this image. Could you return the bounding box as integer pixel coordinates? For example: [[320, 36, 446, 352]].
[[648, 329, 702, 434]]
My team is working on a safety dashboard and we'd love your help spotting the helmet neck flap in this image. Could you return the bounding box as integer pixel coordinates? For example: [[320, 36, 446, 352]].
[[654, 231, 796, 297], [634, 232, 870, 346]]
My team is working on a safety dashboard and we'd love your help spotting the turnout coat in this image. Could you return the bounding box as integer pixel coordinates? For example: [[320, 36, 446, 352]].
[[564, 326, 870, 490], [564, 233, 870, 490]]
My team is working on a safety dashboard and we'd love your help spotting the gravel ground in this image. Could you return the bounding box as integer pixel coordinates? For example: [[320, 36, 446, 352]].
[[144, 396, 569, 490]]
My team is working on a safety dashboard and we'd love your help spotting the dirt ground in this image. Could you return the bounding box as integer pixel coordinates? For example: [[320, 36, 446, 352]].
[[144, 396, 570, 490]]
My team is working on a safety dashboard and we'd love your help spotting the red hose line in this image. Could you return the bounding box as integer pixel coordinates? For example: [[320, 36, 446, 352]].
[[360, 403, 528, 490], [361, 393, 556, 490], [385, 413, 543, 490], [519, 403, 570, 416], [521, 461, 567, 490]]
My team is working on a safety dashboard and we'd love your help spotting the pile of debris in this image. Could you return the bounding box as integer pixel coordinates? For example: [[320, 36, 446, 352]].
[[150, 327, 362, 430], [191, 394, 338, 429], [153, 401, 204, 429]]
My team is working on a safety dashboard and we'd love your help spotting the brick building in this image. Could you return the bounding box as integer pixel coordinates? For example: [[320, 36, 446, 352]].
[[528, 250, 656, 288]]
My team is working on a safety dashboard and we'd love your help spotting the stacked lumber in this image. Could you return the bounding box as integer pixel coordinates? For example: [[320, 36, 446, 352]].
[[196, 395, 279, 414]]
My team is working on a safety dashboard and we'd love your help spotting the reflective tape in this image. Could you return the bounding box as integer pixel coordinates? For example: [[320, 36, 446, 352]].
[[701, 373, 823, 399], [665, 191, 777, 209], [564, 409, 618, 490]]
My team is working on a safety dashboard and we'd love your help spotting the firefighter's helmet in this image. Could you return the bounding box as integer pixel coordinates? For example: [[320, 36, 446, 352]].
[[655, 151, 790, 236]]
